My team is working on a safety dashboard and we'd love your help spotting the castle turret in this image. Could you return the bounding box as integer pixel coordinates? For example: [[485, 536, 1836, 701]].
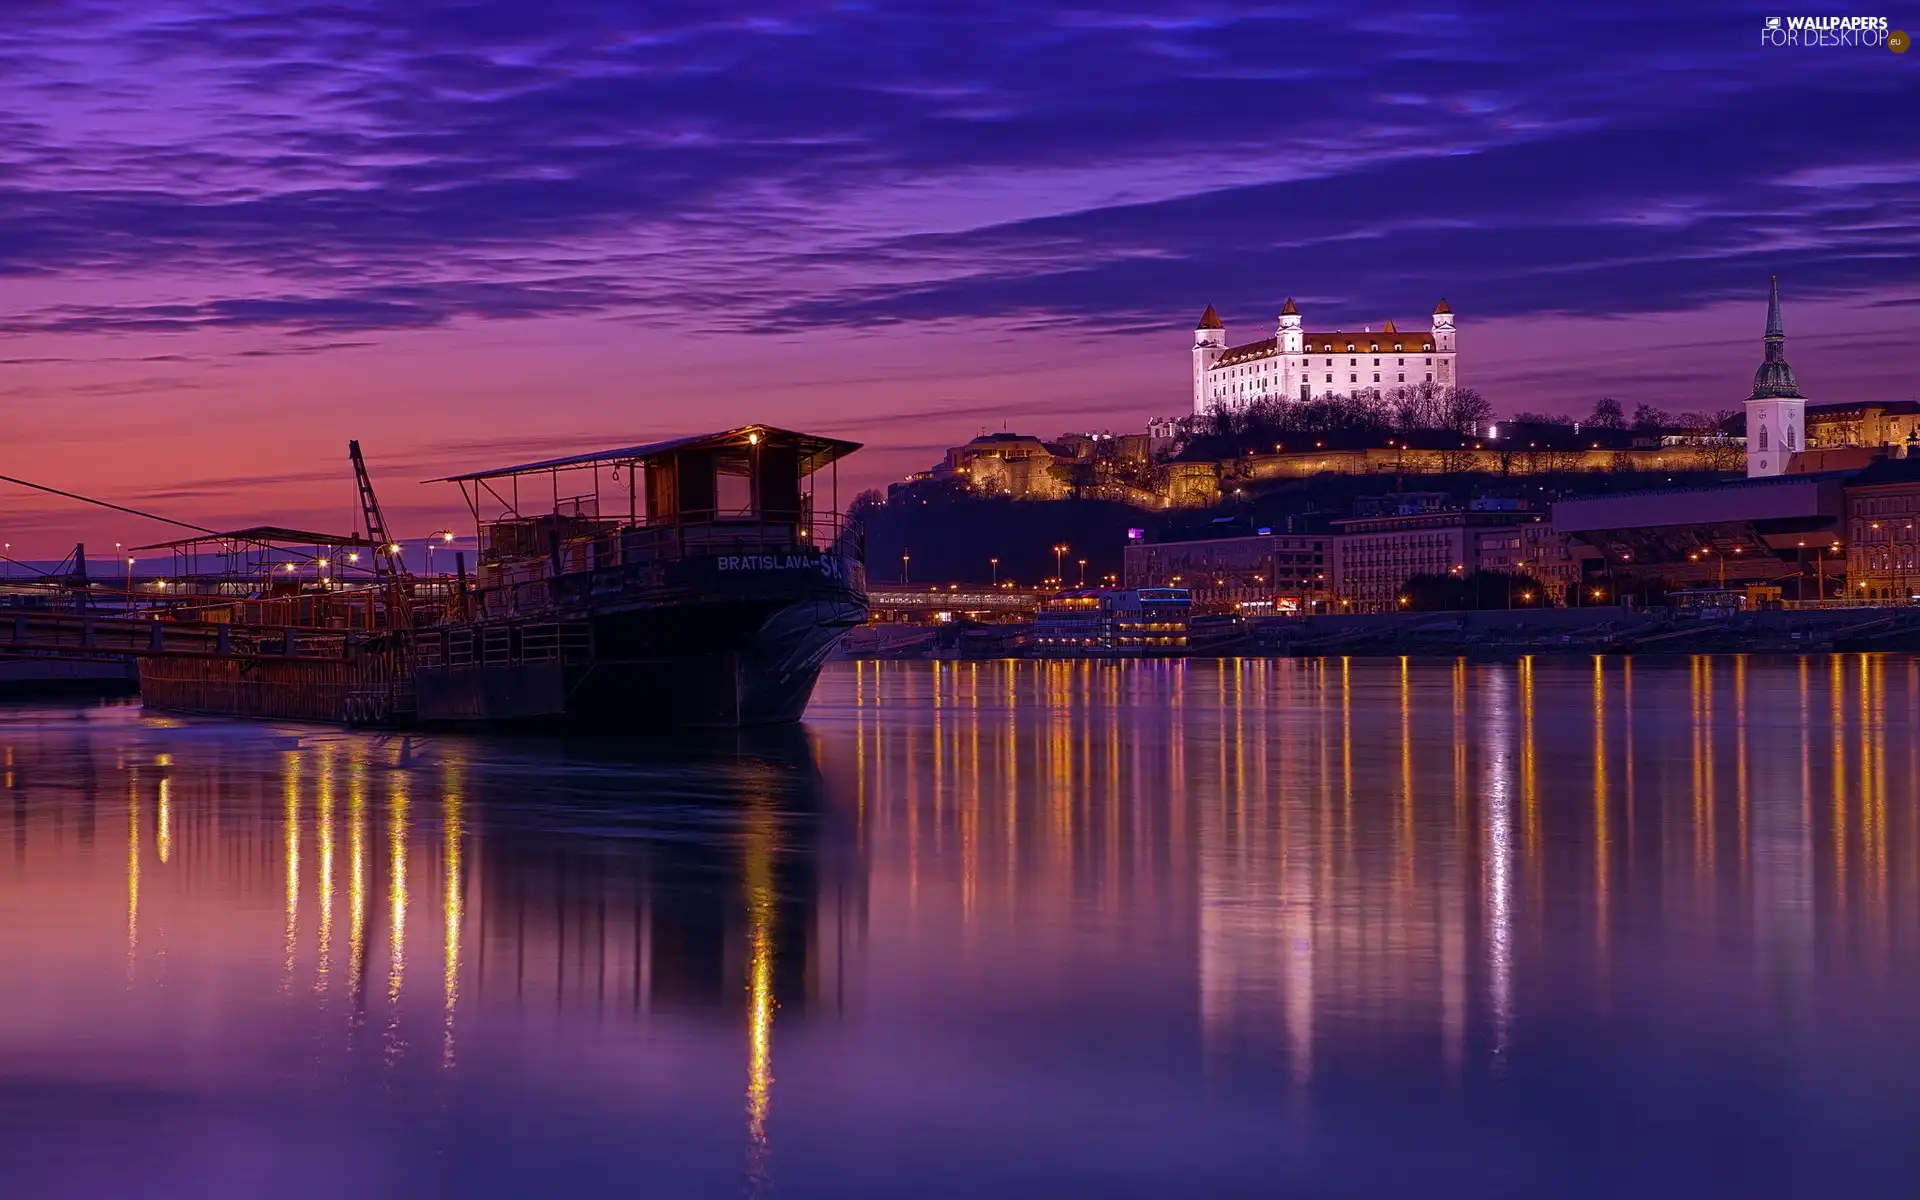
[[1745, 276, 1806, 478], [1430, 299, 1457, 386], [1192, 304, 1227, 414], [1276, 298, 1302, 351], [1431, 298, 1456, 351]]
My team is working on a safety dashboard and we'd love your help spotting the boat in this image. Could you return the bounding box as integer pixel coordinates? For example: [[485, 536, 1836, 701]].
[[133, 426, 868, 729]]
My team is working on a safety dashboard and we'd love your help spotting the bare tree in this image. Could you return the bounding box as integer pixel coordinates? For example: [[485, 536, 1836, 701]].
[[1588, 396, 1626, 429], [1440, 386, 1495, 436], [1631, 403, 1671, 433]]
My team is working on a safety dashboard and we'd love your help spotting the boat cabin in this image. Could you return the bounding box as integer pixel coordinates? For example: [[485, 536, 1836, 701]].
[[431, 425, 861, 591]]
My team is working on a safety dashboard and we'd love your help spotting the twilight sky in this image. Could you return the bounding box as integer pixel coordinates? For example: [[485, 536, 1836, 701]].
[[0, 1, 1915, 549]]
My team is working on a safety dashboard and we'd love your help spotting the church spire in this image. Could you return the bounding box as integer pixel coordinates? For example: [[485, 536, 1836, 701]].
[[1748, 275, 1802, 400]]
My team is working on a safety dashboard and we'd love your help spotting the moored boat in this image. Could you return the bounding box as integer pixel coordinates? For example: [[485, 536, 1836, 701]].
[[135, 426, 868, 729]]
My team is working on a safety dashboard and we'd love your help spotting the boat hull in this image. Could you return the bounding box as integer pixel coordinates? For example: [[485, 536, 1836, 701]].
[[414, 593, 865, 729], [139, 549, 867, 731]]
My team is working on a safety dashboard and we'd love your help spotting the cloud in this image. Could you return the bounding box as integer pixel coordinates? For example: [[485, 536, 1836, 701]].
[[0, 0, 1908, 345]]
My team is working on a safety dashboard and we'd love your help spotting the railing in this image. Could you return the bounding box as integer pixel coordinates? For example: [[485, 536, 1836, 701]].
[[468, 515, 864, 621], [414, 621, 593, 669]]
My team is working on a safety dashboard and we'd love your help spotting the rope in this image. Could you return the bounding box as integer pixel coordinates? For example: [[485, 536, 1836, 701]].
[[0, 472, 217, 535]]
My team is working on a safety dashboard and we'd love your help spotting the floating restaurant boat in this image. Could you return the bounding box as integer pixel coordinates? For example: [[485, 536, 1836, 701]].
[[130, 426, 868, 729]]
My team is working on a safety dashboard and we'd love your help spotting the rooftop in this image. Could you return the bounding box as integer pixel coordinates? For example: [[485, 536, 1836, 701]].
[[131, 525, 378, 553], [427, 425, 861, 483]]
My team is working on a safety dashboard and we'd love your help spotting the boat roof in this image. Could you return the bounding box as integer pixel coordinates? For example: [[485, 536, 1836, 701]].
[[130, 525, 378, 552], [426, 425, 862, 483]]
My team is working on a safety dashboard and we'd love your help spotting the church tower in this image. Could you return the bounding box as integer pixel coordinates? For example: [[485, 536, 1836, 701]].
[[1192, 305, 1227, 414], [1745, 276, 1806, 478]]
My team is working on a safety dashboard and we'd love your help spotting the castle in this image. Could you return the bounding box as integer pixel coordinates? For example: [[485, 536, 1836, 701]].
[[1191, 299, 1459, 415]]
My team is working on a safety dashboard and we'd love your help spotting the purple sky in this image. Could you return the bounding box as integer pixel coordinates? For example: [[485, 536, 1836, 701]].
[[1, 1, 1915, 549]]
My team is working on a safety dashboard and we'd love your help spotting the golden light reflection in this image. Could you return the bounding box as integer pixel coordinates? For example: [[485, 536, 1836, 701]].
[[1691, 657, 1717, 884], [1830, 655, 1848, 908], [388, 772, 410, 1017], [1519, 656, 1538, 861], [1592, 657, 1610, 971], [743, 791, 779, 1194], [126, 770, 139, 979], [156, 777, 171, 865], [1484, 667, 1514, 1057], [1735, 656, 1749, 882], [1861, 656, 1887, 912], [348, 758, 368, 1022], [316, 750, 336, 996], [443, 773, 464, 1069], [283, 752, 301, 988]]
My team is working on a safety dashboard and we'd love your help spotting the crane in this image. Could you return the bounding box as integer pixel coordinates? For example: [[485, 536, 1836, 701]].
[[348, 440, 410, 630]]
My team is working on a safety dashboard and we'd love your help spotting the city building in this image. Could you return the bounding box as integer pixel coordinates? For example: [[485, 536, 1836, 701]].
[[916, 429, 1179, 505], [1123, 508, 1580, 613], [1032, 588, 1191, 651], [1192, 299, 1458, 415], [1326, 508, 1564, 611], [1841, 456, 1920, 602], [1808, 400, 1920, 453], [936, 433, 1072, 499], [1473, 520, 1584, 606], [1552, 472, 1846, 601], [1123, 531, 1333, 614]]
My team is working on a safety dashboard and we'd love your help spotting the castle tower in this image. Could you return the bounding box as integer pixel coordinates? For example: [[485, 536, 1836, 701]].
[[1744, 276, 1806, 478], [1192, 304, 1227, 414], [1275, 299, 1304, 402], [1430, 299, 1457, 386]]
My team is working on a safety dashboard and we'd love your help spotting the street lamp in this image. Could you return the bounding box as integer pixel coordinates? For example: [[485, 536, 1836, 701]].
[[1053, 543, 1069, 580], [1077, 558, 1088, 588], [990, 557, 999, 587], [901, 550, 911, 584]]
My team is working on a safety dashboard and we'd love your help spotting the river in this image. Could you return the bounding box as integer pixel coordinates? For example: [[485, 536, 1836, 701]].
[[0, 656, 1914, 1197]]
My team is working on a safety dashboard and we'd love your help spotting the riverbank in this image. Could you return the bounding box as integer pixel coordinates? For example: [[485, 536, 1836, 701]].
[[841, 604, 1920, 660]]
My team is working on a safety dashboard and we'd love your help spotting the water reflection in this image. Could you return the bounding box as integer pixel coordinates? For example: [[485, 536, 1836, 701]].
[[0, 656, 1916, 1195]]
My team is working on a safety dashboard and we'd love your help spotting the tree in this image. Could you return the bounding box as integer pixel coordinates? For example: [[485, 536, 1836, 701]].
[[1386, 380, 1443, 431], [1401, 569, 1551, 611], [1440, 386, 1495, 436], [1588, 397, 1626, 429], [1631, 403, 1672, 433]]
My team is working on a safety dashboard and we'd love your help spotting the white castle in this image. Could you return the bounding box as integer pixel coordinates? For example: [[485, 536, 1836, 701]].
[[1191, 298, 1459, 415]]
